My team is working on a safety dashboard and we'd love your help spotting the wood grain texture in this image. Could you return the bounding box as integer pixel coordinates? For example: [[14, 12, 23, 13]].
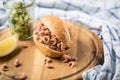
[[0, 25, 104, 80]]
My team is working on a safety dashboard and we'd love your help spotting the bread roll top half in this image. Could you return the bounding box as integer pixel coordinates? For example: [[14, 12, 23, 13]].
[[40, 15, 70, 45]]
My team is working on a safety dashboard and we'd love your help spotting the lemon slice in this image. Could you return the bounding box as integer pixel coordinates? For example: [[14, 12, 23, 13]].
[[0, 35, 18, 57]]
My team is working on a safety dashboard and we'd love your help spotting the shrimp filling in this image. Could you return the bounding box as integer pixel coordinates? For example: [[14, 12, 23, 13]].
[[34, 23, 68, 52]]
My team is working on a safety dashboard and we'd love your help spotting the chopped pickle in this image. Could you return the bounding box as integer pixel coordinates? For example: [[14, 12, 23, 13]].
[[9, 2, 31, 40]]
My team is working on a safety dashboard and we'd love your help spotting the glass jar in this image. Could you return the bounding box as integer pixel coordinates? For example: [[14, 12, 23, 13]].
[[3, 0, 34, 40]]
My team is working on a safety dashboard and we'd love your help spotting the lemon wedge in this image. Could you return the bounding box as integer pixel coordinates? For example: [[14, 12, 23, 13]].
[[0, 35, 18, 57]]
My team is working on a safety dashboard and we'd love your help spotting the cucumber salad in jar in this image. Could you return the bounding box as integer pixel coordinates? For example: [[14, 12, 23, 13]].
[[3, 0, 34, 40]]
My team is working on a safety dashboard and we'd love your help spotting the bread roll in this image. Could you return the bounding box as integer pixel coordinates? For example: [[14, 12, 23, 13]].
[[33, 15, 78, 58]]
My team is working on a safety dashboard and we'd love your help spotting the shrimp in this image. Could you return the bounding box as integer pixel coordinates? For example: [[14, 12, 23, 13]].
[[42, 36, 50, 44]]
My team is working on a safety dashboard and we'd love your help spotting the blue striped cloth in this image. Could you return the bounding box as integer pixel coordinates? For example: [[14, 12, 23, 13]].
[[0, 0, 120, 80]]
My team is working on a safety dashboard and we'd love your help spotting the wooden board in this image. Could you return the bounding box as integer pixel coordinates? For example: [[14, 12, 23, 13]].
[[0, 26, 104, 80]]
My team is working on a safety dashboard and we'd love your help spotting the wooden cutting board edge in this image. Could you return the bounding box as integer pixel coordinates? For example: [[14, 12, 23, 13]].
[[51, 25, 104, 80], [0, 25, 104, 80]]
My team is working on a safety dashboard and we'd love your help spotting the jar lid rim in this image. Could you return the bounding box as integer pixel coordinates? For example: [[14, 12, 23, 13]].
[[3, 0, 35, 9]]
